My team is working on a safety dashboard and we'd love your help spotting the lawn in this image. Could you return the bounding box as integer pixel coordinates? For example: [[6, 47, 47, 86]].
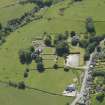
[[0, 86, 72, 105], [0, 0, 105, 105], [0, 0, 35, 24]]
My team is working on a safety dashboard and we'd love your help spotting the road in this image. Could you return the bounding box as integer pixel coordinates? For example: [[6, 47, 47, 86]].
[[70, 54, 93, 105]]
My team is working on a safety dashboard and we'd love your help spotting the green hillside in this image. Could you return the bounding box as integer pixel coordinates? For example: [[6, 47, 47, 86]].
[[0, 0, 105, 105]]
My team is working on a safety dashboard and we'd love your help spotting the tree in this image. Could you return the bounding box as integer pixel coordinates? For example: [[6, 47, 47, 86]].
[[19, 49, 26, 64], [54, 33, 67, 45], [0, 23, 2, 30], [86, 17, 95, 33], [86, 42, 97, 53], [84, 51, 90, 61], [53, 63, 58, 69], [24, 71, 28, 78], [70, 31, 76, 37], [79, 39, 88, 48], [71, 35, 79, 46], [29, 46, 35, 52], [18, 81, 26, 89], [19, 49, 32, 64], [44, 35, 52, 46], [55, 41, 69, 56], [37, 62, 44, 72], [96, 93, 105, 102], [25, 50, 32, 64]]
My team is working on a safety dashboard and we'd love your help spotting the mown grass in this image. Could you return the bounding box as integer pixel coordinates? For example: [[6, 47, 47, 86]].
[[0, 0, 105, 105], [0, 1, 35, 24], [0, 86, 72, 105]]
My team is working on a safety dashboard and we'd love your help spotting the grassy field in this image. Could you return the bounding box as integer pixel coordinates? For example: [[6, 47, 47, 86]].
[[0, 0, 35, 24], [0, 86, 72, 105], [0, 0, 105, 105]]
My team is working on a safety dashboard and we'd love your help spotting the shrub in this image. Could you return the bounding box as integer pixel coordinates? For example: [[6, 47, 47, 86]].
[[18, 81, 26, 89], [86, 17, 95, 33], [53, 63, 58, 69], [96, 93, 105, 102], [64, 66, 70, 72], [37, 62, 44, 72], [70, 31, 76, 37], [44, 35, 52, 46], [55, 41, 69, 56], [24, 72, 28, 78]]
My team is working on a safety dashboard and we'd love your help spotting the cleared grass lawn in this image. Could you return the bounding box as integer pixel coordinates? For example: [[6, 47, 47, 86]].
[[0, 86, 72, 105], [0, 2, 35, 24]]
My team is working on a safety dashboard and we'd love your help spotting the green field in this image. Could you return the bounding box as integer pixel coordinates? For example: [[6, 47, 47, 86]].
[[0, 85, 73, 105], [0, 0, 105, 105], [0, 0, 35, 24]]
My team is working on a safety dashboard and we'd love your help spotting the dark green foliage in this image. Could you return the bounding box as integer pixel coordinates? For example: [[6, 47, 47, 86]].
[[53, 63, 58, 69], [86, 17, 95, 33], [79, 39, 88, 48], [24, 71, 28, 78], [35, 56, 43, 63], [93, 71, 105, 77], [96, 93, 105, 102], [29, 46, 35, 52], [19, 50, 26, 64], [37, 62, 45, 72], [0, 23, 2, 30], [64, 66, 70, 72], [71, 35, 79, 46], [19, 49, 32, 65], [96, 46, 101, 52], [44, 35, 52, 46], [54, 33, 68, 45], [18, 81, 26, 89], [84, 51, 90, 61], [70, 31, 76, 37], [86, 42, 97, 53], [55, 41, 69, 56]]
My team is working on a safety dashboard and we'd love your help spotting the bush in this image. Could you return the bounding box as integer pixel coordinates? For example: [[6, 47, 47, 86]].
[[24, 72, 28, 78], [79, 39, 88, 48], [71, 35, 79, 46], [64, 66, 70, 72], [86, 17, 95, 33], [55, 41, 69, 56], [18, 81, 26, 89], [96, 93, 105, 102], [35, 56, 43, 63], [37, 62, 44, 72], [54, 33, 68, 45], [84, 51, 90, 61], [70, 31, 76, 37], [44, 35, 52, 46], [53, 64, 58, 69]]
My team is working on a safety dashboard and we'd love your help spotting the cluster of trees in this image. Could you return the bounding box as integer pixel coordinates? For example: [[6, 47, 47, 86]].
[[96, 93, 105, 102], [54, 33, 70, 56], [7, 7, 41, 31], [18, 0, 64, 7], [35, 56, 45, 72], [0, 6, 42, 46], [19, 48, 32, 65], [9, 81, 26, 89], [43, 31, 70, 57], [93, 70, 105, 77]]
